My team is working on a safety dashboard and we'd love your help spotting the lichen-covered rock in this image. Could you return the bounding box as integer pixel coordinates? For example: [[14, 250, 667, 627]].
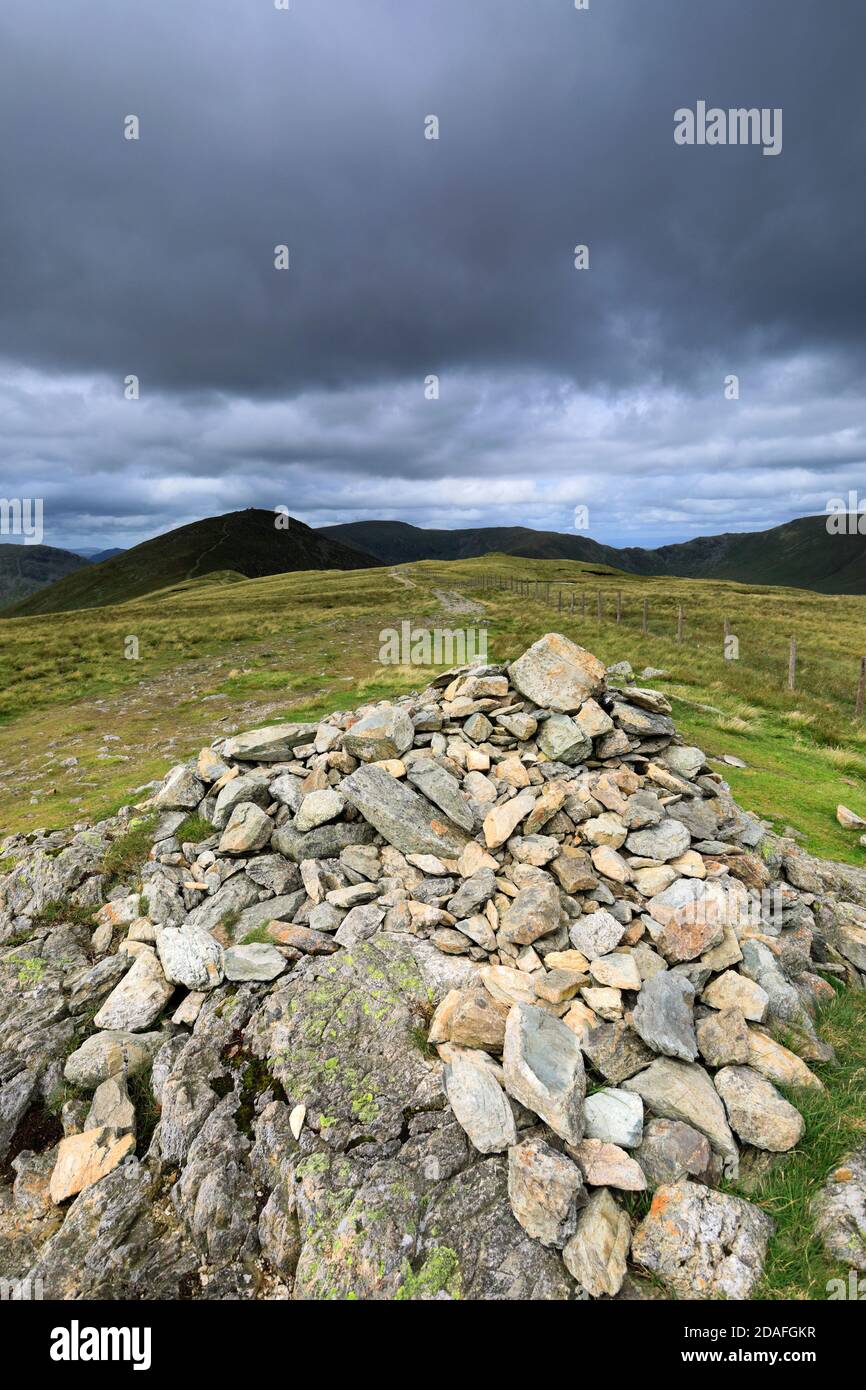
[[812, 1149, 866, 1271], [632, 1181, 772, 1299]]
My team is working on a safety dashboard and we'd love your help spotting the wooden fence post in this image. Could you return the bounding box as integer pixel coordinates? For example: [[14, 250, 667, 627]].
[[597, 592, 603, 622], [677, 605, 684, 644], [642, 598, 648, 636], [558, 590, 562, 613], [788, 635, 797, 692], [856, 657, 866, 719], [616, 591, 622, 624]]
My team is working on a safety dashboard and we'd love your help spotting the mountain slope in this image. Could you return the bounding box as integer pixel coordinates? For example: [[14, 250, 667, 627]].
[[7, 510, 376, 616], [320, 515, 866, 593], [0, 544, 91, 608]]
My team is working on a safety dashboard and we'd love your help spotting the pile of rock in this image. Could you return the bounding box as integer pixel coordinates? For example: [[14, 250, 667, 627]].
[[1, 633, 865, 1300]]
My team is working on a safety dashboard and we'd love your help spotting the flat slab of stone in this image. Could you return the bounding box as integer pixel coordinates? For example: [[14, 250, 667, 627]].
[[445, 1052, 516, 1154], [503, 1003, 585, 1145], [341, 763, 472, 859], [223, 943, 287, 982], [632, 972, 697, 1062], [483, 793, 536, 850], [562, 1187, 631, 1297], [407, 761, 475, 832], [509, 633, 606, 712], [632, 1180, 773, 1299], [50, 1128, 135, 1204], [93, 949, 174, 1032], [222, 722, 317, 762]]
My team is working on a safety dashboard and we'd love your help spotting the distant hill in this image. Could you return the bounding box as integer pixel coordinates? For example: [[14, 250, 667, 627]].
[[7, 510, 376, 616], [74, 547, 126, 562], [0, 544, 90, 608], [320, 515, 866, 594]]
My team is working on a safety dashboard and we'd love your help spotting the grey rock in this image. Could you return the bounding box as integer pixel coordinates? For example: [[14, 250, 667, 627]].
[[294, 788, 345, 833], [153, 764, 206, 810], [813, 1148, 866, 1271], [92, 948, 174, 1032], [343, 706, 414, 761], [499, 878, 561, 947], [538, 714, 592, 766], [212, 771, 270, 830], [714, 1065, 804, 1152], [626, 819, 691, 862], [184, 873, 261, 933], [156, 926, 224, 991], [509, 633, 606, 712], [507, 1138, 584, 1248], [636, 1118, 715, 1188], [584, 1088, 644, 1149], [407, 762, 475, 832], [632, 972, 697, 1061], [341, 763, 472, 859], [623, 1059, 739, 1176], [569, 910, 625, 961], [333, 903, 386, 947], [63, 1031, 165, 1090], [445, 1052, 517, 1153], [272, 820, 377, 863], [25, 1160, 198, 1298], [503, 1003, 585, 1145], [218, 803, 273, 854], [562, 1187, 631, 1297], [85, 1073, 136, 1136], [222, 722, 317, 762], [223, 944, 287, 982]]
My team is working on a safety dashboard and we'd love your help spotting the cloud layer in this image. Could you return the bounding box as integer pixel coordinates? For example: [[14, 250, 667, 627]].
[[0, 0, 862, 549]]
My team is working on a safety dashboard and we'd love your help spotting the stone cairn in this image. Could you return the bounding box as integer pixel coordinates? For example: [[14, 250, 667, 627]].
[[1, 633, 865, 1300]]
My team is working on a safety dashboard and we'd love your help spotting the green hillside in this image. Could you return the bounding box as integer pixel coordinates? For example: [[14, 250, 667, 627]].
[[321, 514, 866, 594], [7, 509, 376, 616], [0, 543, 90, 608]]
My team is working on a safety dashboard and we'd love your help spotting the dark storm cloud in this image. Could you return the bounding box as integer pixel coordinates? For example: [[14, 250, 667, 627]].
[[0, 0, 863, 548]]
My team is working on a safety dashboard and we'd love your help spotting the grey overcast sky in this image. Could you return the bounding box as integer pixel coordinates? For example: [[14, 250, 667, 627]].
[[0, 0, 863, 551]]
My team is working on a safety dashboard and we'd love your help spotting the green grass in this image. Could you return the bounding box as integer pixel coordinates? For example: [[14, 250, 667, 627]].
[[0, 554, 864, 866], [102, 814, 157, 887], [725, 985, 866, 1300], [174, 813, 213, 845]]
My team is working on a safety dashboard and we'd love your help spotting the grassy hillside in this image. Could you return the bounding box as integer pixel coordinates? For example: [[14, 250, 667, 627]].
[[1, 553, 866, 868], [0, 543, 90, 608], [7, 509, 376, 616], [321, 513, 866, 594]]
